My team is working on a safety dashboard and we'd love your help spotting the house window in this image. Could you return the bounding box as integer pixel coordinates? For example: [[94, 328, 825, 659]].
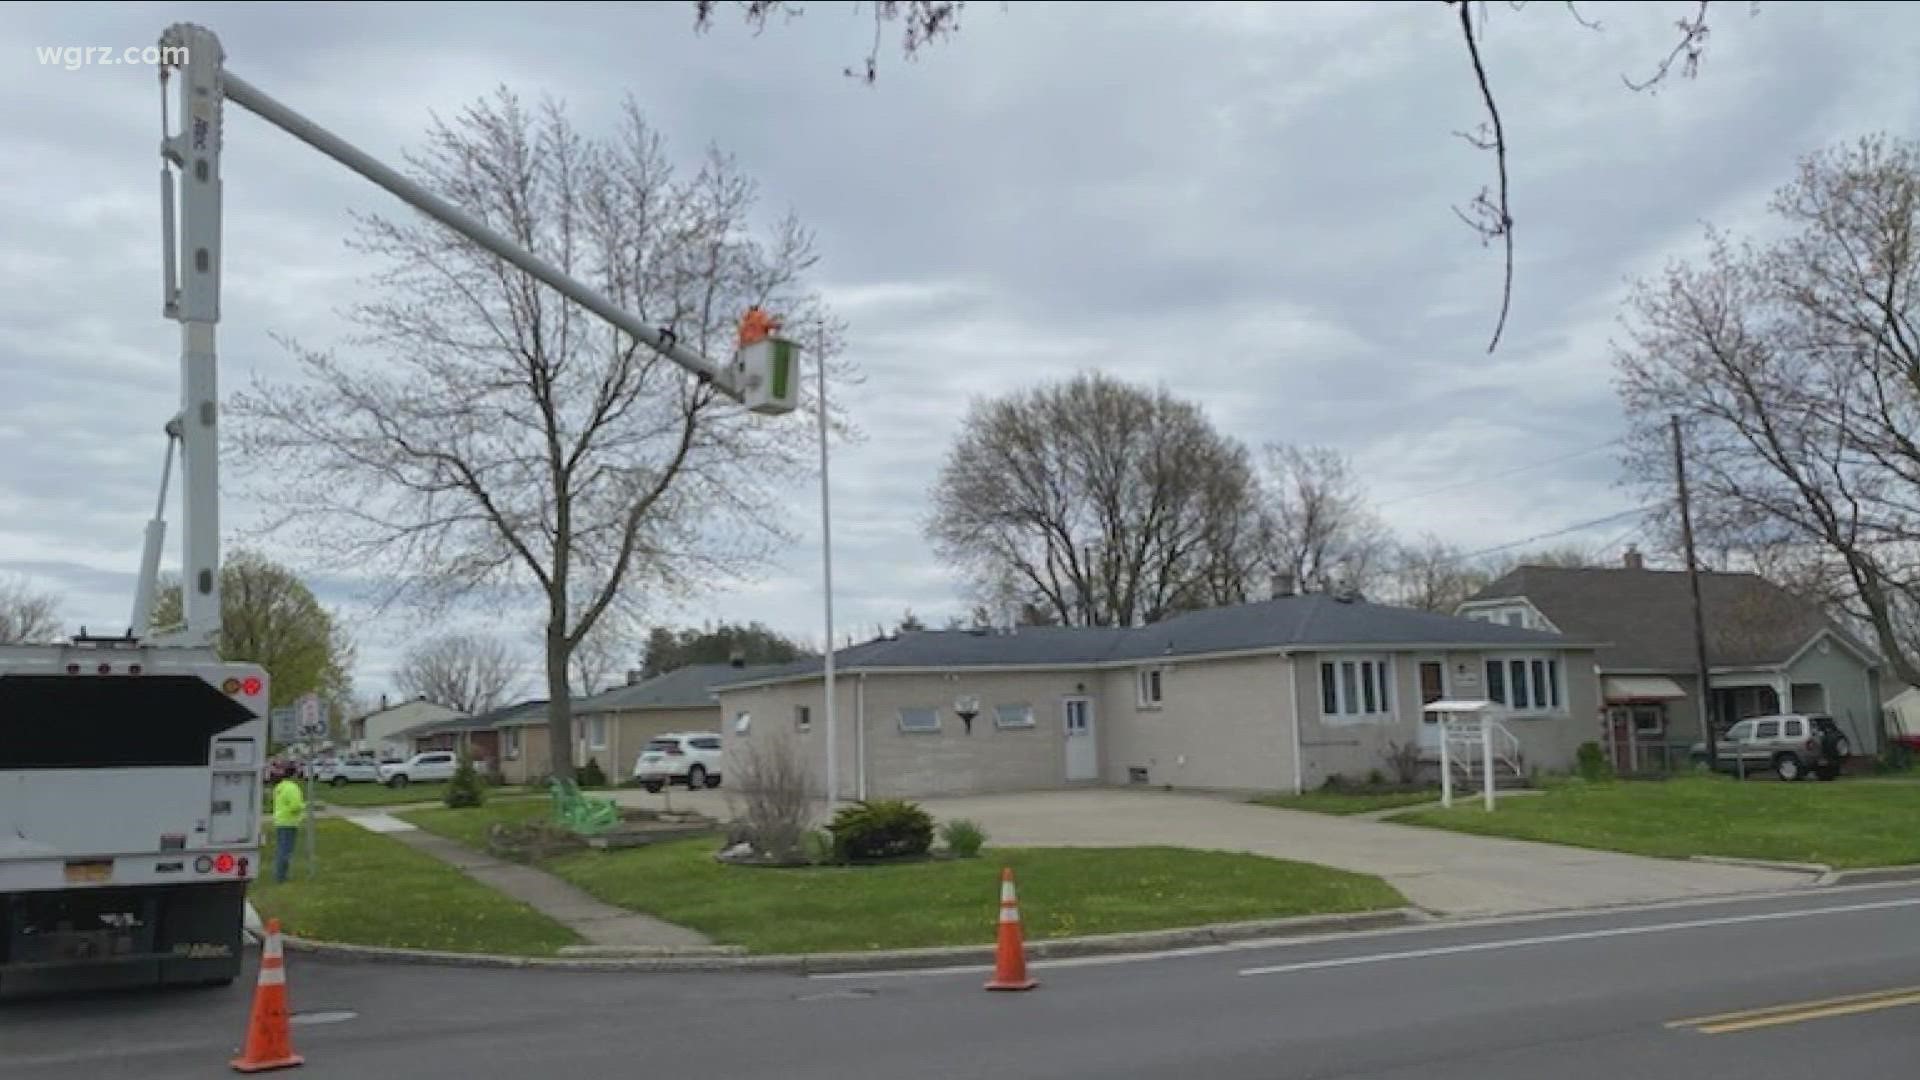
[[1319, 656, 1394, 720], [1484, 655, 1563, 713], [503, 727, 521, 760], [994, 703, 1035, 730], [733, 711, 752, 736], [587, 717, 607, 750], [899, 706, 940, 734], [795, 705, 811, 734], [1138, 668, 1164, 708], [1504, 612, 1524, 627], [1632, 705, 1664, 735]]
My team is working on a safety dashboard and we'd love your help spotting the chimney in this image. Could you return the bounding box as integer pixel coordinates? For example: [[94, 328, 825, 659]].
[[1270, 571, 1297, 599], [1623, 545, 1645, 571], [626, 668, 643, 686]]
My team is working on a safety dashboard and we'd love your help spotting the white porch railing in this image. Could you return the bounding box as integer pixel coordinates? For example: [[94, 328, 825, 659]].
[[1438, 716, 1524, 810]]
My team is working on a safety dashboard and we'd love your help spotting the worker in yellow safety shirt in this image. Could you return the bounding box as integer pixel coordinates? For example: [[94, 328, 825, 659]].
[[271, 766, 306, 883]]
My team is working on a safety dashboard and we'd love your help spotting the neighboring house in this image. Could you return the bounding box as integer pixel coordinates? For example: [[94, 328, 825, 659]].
[[347, 696, 461, 759], [1458, 549, 1884, 768], [483, 699, 552, 786], [1883, 686, 1920, 743], [401, 712, 496, 772], [712, 588, 1601, 799], [573, 663, 779, 780]]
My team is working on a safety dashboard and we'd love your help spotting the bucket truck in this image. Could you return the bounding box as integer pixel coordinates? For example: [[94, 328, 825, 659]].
[[0, 23, 798, 997]]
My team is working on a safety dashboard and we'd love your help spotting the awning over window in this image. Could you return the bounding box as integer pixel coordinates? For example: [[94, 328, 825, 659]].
[[1603, 676, 1687, 703]]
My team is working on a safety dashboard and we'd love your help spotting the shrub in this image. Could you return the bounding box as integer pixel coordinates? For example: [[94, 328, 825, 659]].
[[1877, 742, 1914, 774], [1382, 741, 1423, 786], [728, 736, 815, 861], [804, 828, 837, 865], [828, 799, 934, 862], [577, 757, 608, 789], [940, 818, 987, 858], [444, 749, 486, 809], [1321, 773, 1349, 792], [1575, 742, 1611, 783]]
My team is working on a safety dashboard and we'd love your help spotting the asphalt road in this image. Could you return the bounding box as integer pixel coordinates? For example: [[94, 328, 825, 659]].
[[8, 881, 1920, 1079]]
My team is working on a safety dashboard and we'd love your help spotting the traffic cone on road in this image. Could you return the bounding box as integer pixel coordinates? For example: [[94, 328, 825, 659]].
[[984, 866, 1038, 991], [230, 918, 305, 1073]]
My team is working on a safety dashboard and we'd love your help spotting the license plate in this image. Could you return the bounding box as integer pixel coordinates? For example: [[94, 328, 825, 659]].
[[64, 860, 113, 884]]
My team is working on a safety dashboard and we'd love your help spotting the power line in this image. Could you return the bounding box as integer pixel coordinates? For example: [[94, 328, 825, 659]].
[[1435, 502, 1666, 568], [1374, 436, 1625, 510]]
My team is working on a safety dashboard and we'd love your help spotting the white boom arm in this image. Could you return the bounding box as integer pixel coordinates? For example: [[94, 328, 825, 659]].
[[146, 22, 797, 644]]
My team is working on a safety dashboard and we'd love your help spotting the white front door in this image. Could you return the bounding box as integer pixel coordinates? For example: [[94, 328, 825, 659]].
[[1417, 659, 1447, 752], [1064, 697, 1097, 781]]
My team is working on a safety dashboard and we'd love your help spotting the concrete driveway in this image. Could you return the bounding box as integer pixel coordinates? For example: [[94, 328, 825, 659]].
[[611, 786, 1813, 917]]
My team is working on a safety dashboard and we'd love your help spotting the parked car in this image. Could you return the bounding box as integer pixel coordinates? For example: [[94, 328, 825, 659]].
[[632, 732, 724, 793], [1690, 713, 1850, 781], [378, 750, 459, 787], [314, 751, 383, 786]]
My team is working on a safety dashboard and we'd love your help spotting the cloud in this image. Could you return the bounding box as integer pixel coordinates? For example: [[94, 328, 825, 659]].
[[3, 1, 1917, 693]]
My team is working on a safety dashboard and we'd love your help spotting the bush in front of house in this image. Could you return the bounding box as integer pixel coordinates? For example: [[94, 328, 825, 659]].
[[939, 818, 987, 858], [445, 750, 486, 809], [1576, 741, 1611, 783], [577, 757, 608, 789], [828, 799, 935, 862]]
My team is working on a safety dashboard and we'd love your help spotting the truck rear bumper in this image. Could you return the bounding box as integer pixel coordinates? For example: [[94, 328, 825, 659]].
[[1, 881, 247, 999]]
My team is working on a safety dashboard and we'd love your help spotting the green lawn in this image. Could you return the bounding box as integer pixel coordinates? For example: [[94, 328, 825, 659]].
[[1253, 790, 1441, 815], [315, 782, 544, 808], [1391, 775, 1920, 869], [545, 837, 1405, 954], [249, 819, 580, 955], [401, 799, 556, 849]]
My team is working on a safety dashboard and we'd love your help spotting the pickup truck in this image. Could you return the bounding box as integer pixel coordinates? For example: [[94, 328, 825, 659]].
[[313, 752, 382, 786]]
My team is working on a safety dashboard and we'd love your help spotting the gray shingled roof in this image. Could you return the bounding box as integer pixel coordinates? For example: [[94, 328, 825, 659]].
[[1466, 566, 1877, 671], [478, 699, 552, 729], [714, 593, 1588, 690], [575, 663, 782, 714]]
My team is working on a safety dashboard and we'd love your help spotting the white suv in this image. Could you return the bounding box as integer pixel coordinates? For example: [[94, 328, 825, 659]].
[[633, 732, 724, 793], [379, 750, 459, 787]]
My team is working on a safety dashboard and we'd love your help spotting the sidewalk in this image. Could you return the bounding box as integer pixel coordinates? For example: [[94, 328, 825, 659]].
[[338, 813, 713, 950]]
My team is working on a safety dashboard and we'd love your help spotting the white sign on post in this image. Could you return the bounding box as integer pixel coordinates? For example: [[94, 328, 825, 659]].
[[269, 707, 297, 743], [296, 694, 326, 741]]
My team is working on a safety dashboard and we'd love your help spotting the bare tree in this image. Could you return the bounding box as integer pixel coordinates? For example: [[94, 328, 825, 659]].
[[1259, 444, 1390, 595], [566, 612, 638, 697], [0, 576, 61, 644], [395, 633, 523, 715], [1385, 534, 1493, 613], [1615, 134, 1920, 688], [927, 372, 1259, 627], [726, 732, 816, 862], [695, 1, 1743, 352], [231, 93, 844, 780]]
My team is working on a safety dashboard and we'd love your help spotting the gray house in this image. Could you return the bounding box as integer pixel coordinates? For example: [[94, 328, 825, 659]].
[[1458, 551, 1883, 769], [713, 589, 1601, 799]]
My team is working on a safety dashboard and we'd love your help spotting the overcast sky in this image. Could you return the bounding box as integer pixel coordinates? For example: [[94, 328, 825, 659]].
[[4, 2, 1917, 701]]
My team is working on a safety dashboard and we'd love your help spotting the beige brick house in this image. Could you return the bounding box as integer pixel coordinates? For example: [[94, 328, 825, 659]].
[[714, 591, 1601, 799]]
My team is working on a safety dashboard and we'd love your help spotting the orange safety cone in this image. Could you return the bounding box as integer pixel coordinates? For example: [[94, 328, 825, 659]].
[[984, 866, 1038, 991], [230, 918, 305, 1073]]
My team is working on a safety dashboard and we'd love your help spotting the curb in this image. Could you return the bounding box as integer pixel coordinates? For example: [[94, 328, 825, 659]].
[[1688, 855, 1832, 875], [1817, 865, 1920, 887], [278, 907, 1422, 974]]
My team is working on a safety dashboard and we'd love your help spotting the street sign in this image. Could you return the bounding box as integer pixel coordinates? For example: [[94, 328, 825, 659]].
[[296, 693, 327, 740], [270, 707, 297, 743]]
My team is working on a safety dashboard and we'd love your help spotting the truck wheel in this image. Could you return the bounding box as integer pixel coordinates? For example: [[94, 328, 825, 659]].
[[330, 776, 348, 787], [686, 765, 708, 789], [389, 775, 409, 788], [643, 781, 664, 794], [1774, 753, 1804, 782]]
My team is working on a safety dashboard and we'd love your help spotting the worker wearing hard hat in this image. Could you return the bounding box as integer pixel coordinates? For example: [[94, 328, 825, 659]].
[[270, 766, 306, 883]]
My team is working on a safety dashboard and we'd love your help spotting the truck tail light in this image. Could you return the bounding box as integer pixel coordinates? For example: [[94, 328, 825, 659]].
[[214, 853, 235, 874]]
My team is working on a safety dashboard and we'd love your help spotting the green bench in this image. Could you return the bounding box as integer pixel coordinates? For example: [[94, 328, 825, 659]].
[[548, 777, 620, 836]]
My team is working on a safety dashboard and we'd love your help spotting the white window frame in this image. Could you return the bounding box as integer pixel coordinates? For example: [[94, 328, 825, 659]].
[[1318, 654, 1395, 723], [1483, 653, 1566, 716], [795, 704, 812, 734], [733, 710, 752, 736], [1137, 667, 1164, 709], [587, 717, 607, 750], [502, 727, 521, 760], [898, 706, 941, 734], [994, 702, 1036, 730]]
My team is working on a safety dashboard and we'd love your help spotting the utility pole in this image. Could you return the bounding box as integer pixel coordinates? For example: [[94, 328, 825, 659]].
[[1672, 416, 1716, 763]]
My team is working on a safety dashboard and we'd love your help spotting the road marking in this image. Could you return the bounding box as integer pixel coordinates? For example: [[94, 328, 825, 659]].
[[1237, 895, 1920, 977], [1670, 988, 1920, 1035], [1667, 985, 1920, 1029], [809, 880, 1920, 982]]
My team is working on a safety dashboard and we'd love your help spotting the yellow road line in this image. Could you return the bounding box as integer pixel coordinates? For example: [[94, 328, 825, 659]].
[[1668, 986, 1920, 1034]]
